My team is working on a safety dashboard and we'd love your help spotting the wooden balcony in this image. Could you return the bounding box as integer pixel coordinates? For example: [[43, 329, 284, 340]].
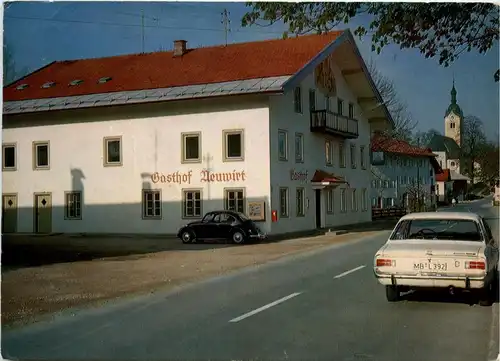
[[310, 110, 359, 139]]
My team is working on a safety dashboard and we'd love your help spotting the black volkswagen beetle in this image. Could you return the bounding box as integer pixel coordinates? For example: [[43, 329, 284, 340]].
[[177, 210, 266, 244]]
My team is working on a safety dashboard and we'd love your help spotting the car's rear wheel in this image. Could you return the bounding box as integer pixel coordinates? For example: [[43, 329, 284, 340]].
[[385, 285, 400, 302], [232, 231, 245, 245], [479, 268, 498, 306], [181, 230, 196, 244]]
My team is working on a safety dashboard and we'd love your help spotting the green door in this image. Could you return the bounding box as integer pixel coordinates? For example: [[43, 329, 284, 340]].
[[2, 194, 18, 233], [35, 193, 52, 233]]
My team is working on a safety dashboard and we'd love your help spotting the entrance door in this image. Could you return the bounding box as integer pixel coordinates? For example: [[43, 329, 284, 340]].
[[2, 194, 18, 233], [34, 193, 52, 233], [315, 189, 321, 228]]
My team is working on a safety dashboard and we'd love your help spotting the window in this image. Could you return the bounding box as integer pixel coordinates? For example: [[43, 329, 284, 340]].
[[325, 140, 333, 166], [296, 188, 305, 217], [391, 180, 397, 188], [361, 188, 367, 211], [325, 95, 330, 112], [279, 187, 289, 217], [181, 132, 201, 163], [391, 219, 482, 242], [337, 98, 344, 115], [340, 189, 347, 213], [103, 136, 122, 166], [371, 180, 377, 188], [2, 143, 16, 171], [327, 189, 334, 213], [360, 146, 366, 169], [295, 133, 304, 163], [339, 142, 346, 167], [223, 130, 244, 161], [65, 191, 82, 220], [142, 190, 161, 219], [348, 103, 354, 118], [294, 87, 302, 113], [350, 144, 356, 168], [183, 189, 202, 218], [33, 141, 50, 170], [278, 130, 288, 161], [309, 89, 316, 111], [351, 189, 358, 211], [225, 188, 245, 213], [372, 197, 378, 207], [384, 180, 389, 188]]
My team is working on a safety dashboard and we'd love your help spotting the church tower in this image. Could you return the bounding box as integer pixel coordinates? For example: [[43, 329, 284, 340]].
[[444, 80, 464, 146]]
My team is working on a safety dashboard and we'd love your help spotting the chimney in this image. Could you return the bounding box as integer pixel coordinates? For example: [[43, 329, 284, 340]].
[[173, 40, 187, 57]]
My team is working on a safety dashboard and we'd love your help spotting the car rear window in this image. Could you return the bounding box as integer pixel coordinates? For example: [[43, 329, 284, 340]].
[[390, 219, 482, 242]]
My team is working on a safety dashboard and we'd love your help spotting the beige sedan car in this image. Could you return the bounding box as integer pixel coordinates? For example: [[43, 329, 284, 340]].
[[374, 212, 499, 305]]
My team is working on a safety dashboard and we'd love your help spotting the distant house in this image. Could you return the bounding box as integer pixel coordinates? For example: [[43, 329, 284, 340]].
[[2, 30, 394, 235], [370, 133, 442, 210]]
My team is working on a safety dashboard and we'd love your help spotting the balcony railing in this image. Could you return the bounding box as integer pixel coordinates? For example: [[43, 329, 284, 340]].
[[310, 109, 359, 139]]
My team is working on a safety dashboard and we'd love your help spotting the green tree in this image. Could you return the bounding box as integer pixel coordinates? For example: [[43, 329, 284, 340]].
[[242, 3, 500, 81]]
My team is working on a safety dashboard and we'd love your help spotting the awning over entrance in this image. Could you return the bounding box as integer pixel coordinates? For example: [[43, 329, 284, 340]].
[[311, 170, 349, 188]]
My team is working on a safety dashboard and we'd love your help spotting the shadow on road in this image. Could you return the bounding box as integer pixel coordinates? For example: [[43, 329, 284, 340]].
[[1, 236, 246, 271], [400, 281, 500, 307]]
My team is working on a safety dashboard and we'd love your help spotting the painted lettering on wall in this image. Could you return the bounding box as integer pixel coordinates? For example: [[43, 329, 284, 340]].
[[151, 170, 246, 184], [152, 171, 193, 185], [200, 170, 246, 182], [290, 169, 308, 181]]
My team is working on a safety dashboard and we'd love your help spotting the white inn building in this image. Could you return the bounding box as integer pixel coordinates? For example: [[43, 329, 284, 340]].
[[2, 30, 393, 236]]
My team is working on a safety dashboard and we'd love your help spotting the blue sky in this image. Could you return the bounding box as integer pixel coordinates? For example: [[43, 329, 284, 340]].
[[4, 1, 499, 140]]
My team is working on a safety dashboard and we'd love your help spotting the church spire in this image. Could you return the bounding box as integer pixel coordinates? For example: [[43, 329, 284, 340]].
[[451, 76, 457, 104]]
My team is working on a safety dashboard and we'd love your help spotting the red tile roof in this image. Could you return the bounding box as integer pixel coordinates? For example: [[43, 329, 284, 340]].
[[371, 133, 436, 157], [4, 31, 343, 102], [436, 169, 451, 182]]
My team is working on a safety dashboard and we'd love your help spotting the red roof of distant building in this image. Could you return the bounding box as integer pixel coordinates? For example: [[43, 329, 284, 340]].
[[371, 133, 436, 157], [436, 169, 451, 182], [4, 31, 343, 102]]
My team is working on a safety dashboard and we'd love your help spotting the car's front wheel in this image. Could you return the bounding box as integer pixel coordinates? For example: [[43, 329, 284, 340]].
[[385, 285, 400, 302], [231, 231, 245, 245], [181, 230, 196, 244]]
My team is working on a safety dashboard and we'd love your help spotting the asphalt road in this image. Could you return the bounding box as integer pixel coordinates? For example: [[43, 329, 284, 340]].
[[3, 198, 499, 361]]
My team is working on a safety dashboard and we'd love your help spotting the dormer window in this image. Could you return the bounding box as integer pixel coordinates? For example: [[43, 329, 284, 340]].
[[41, 82, 56, 89], [98, 77, 112, 84], [69, 79, 83, 86], [16, 84, 29, 90]]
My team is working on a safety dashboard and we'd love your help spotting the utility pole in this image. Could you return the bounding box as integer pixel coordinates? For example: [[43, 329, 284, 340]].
[[417, 136, 421, 211], [141, 9, 145, 53], [221, 9, 231, 46]]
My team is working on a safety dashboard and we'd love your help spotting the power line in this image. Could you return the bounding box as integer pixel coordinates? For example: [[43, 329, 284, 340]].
[[4, 14, 285, 35]]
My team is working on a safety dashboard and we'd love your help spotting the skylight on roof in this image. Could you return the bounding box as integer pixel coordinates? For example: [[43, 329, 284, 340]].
[[98, 77, 112, 84], [16, 84, 29, 90], [69, 79, 83, 86], [41, 82, 56, 89]]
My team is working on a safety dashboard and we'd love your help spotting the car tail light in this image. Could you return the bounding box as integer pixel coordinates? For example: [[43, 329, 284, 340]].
[[465, 260, 486, 270], [376, 258, 395, 267]]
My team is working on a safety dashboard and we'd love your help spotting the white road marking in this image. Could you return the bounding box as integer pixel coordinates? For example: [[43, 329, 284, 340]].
[[334, 265, 366, 279], [229, 292, 302, 323]]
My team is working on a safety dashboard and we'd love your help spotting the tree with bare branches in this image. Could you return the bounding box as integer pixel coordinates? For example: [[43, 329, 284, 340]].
[[461, 115, 487, 184], [367, 59, 417, 141]]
